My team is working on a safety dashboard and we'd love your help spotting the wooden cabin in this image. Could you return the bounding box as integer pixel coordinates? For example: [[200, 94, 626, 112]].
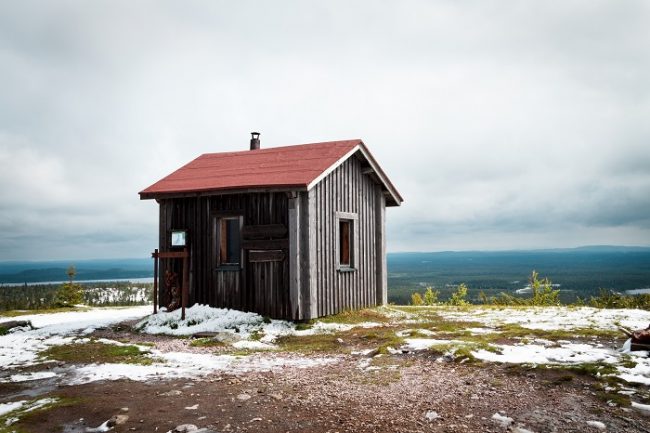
[[139, 134, 402, 320]]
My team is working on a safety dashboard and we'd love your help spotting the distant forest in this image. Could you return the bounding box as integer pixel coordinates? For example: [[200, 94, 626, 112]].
[[387, 246, 650, 304], [0, 281, 153, 311]]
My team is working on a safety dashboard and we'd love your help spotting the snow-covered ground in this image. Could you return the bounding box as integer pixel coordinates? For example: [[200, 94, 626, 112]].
[[0, 306, 152, 369], [0, 305, 341, 387], [391, 306, 650, 388], [2, 303, 650, 414], [435, 305, 650, 331]]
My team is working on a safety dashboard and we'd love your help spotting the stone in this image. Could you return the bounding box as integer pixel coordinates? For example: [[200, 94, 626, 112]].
[[106, 414, 129, 427], [0, 320, 33, 331], [424, 411, 440, 421], [172, 424, 199, 432]]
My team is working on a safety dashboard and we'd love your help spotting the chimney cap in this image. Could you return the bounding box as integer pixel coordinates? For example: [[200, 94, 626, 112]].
[[250, 131, 261, 150]]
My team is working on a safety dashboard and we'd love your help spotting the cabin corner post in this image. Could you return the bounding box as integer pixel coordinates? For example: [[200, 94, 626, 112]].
[[376, 190, 387, 305], [305, 190, 319, 319], [288, 193, 302, 320]]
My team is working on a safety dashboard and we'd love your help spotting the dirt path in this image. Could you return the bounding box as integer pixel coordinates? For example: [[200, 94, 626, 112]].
[[10, 355, 650, 433]]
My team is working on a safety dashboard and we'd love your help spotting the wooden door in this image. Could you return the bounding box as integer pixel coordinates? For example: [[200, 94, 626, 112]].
[[241, 225, 290, 319]]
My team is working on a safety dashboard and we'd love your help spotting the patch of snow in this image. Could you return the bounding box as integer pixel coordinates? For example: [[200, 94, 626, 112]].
[[402, 338, 455, 351], [631, 401, 650, 413], [184, 404, 199, 410], [473, 343, 617, 365], [351, 348, 376, 356], [395, 328, 437, 338], [437, 306, 650, 331], [0, 306, 151, 369], [614, 352, 650, 385], [0, 400, 25, 417], [65, 352, 338, 385], [356, 358, 372, 370], [586, 420, 606, 430], [467, 327, 499, 335], [622, 338, 632, 353], [232, 340, 275, 350], [2, 371, 57, 382], [293, 321, 383, 336], [491, 412, 513, 427], [137, 304, 269, 337], [85, 420, 112, 432]]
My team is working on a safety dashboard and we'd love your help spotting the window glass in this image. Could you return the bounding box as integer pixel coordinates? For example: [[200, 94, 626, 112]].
[[219, 217, 241, 265], [340, 220, 351, 267]]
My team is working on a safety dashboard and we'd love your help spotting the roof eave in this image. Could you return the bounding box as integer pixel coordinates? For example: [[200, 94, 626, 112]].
[[139, 185, 308, 201]]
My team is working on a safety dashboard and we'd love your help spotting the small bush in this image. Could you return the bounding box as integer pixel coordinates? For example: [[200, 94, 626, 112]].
[[411, 292, 424, 306], [588, 289, 650, 310], [529, 271, 560, 306], [53, 265, 84, 307], [53, 282, 84, 307], [423, 287, 439, 305], [448, 283, 469, 306]]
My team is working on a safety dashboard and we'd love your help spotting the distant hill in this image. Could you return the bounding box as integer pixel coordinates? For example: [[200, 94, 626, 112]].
[[0, 258, 152, 284]]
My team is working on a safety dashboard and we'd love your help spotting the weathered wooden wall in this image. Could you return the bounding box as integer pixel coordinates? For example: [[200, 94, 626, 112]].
[[156, 154, 388, 320], [299, 155, 386, 318], [158, 192, 291, 318]]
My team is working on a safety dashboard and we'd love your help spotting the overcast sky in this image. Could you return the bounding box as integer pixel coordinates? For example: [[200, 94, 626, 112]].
[[1, 1, 649, 260]]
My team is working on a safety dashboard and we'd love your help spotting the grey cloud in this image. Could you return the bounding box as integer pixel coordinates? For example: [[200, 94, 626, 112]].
[[0, 1, 648, 259]]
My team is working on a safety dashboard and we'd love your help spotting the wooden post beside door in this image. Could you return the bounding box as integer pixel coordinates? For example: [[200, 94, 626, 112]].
[[152, 248, 159, 314]]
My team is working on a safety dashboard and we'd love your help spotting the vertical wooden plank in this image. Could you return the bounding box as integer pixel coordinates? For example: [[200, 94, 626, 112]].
[[288, 194, 301, 320], [153, 249, 158, 314], [376, 189, 387, 305], [308, 189, 318, 319]]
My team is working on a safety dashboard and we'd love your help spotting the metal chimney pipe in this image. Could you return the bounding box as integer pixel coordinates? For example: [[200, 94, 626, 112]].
[[250, 132, 260, 150]]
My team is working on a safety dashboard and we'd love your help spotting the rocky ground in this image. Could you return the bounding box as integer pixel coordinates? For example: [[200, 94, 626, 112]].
[[2, 305, 650, 433], [4, 351, 650, 433]]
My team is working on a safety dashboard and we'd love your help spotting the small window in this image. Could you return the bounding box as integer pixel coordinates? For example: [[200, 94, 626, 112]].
[[340, 220, 352, 267], [217, 217, 242, 266], [336, 212, 358, 271]]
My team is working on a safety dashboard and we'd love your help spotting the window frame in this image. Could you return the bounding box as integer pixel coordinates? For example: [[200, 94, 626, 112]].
[[335, 211, 359, 272], [214, 213, 243, 271]]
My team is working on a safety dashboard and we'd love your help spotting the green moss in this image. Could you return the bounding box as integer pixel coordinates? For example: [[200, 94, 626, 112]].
[[566, 362, 618, 377], [619, 355, 638, 369], [294, 322, 313, 331], [426, 343, 482, 363], [318, 308, 390, 324], [189, 338, 225, 348], [595, 389, 631, 407], [40, 341, 156, 365], [552, 374, 574, 384], [276, 333, 343, 353]]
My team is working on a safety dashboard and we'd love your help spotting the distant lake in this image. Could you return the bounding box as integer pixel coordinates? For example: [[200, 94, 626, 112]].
[[0, 277, 154, 287]]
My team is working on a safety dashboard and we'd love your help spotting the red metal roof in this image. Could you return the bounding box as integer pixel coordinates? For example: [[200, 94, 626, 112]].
[[140, 139, 363, 199]]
